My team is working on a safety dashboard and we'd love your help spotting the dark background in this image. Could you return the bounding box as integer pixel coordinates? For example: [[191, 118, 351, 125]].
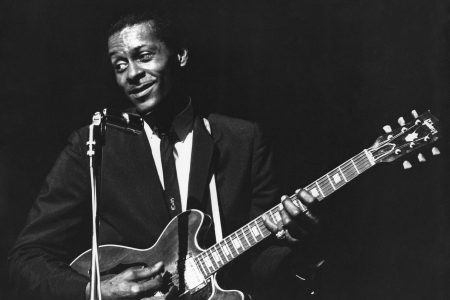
[[1, 0, 449, 299]]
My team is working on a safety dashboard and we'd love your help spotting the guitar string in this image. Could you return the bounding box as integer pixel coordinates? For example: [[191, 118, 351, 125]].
[[169, 134, 428, 288], [172, 138, 427, 292], [176, 150, 379, 281], [188, 126, 429, 277], [170, 153, 376, 288], [193, 152, 373, 277], [194, 146, 405, 279], [175, 130, 432, 289]]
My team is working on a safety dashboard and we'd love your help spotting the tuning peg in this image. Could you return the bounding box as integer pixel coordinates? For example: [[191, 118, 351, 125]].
[[403, 160, 412, 169], [411, 110, 419, 118], [417, 153, 426, 162], [432, 147, 441, 156], [383, 125, 392, 133], [398, 117, 406, 126]]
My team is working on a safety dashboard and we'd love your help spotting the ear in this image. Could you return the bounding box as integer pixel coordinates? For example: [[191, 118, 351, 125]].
[[177, 48, 189, 67]]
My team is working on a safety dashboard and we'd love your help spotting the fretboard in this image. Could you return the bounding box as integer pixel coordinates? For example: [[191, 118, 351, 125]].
[[193, 149, 375, 278]]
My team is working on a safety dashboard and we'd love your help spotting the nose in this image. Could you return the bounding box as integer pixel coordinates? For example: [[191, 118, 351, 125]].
[[126, 61, 144, 83]]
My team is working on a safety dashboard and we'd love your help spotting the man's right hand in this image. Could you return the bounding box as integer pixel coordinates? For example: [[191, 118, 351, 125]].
[[85, 261, 168, 299]]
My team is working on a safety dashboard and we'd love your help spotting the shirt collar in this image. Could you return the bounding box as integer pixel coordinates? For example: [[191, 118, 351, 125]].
[[144, 99, 194, 142]]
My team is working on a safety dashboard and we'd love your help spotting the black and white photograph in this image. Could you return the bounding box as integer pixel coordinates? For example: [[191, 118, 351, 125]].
[[1, 0, 449, 299]]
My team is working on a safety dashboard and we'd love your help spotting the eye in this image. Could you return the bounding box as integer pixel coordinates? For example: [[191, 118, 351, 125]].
[[139, 52, 154, 62], [113, 61, 128, 73]]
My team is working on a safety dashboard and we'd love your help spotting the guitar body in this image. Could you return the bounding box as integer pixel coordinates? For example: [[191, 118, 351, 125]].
[[70, 210, 245, 300]]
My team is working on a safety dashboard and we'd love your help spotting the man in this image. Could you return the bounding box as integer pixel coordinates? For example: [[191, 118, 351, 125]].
[[9, 6, 319, 300]]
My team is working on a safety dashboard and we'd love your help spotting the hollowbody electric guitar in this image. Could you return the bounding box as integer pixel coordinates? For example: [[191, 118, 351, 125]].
[[71, 111, 440, 299]]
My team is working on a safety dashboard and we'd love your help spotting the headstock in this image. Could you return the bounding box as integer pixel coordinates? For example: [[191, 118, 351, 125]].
[[369, 110, 440, 164]]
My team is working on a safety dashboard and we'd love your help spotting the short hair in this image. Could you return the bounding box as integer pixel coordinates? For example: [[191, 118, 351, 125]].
[[108, 2, 187, 51]]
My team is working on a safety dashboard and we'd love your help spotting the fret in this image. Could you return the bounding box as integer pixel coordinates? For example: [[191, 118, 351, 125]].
[[328, 168, 346, 189], [215, 245, 226, 265], [237, 229, 248, 249], [241, 228, 251, 248], [219, 244, 229, 262], [211, 247, 223, 266], [251, 221, 263, 242], [326, 174, 336, 190], [317, 177, 333, 197], [293, 197, 307, 212], [364, 149, 375, 165], [196, 256, 208, 276], [204, 255, 214, 273], [350, 158, 360, 174], [269, 210, 277, 224], [248, 224, 257, 242], [353, 154, 368, 174], [270, 208, 282, 225], [194, 149, 378, 279], [225, 237, 238, 257], [231, 233, 243, 253], [338, 166, 348, 182], [207, 250, 219, 270], [341, 161, 358, 181], [222, 241, 233, 260], [258, 219, 271, 237], [306, 181, 324, 199]]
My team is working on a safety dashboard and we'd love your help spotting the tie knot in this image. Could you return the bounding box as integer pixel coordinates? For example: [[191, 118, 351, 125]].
[[159, 130, 178, 144]]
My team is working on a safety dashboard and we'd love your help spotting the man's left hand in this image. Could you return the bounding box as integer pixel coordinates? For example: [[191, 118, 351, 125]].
[[263, 189, 320, 243]]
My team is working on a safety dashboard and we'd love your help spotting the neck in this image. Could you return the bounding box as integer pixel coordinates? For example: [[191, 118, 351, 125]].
[[141, 93, 189, 132]]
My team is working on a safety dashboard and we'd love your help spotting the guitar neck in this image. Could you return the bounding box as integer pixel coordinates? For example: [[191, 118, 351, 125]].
[[194, 149, 375, 278]]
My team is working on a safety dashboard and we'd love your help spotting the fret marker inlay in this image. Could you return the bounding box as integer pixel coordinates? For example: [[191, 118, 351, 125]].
[[212, 251, 220, 263], [310, 187, 320, 198], [332, 173, 341, 184], [274, 211, 282, 222], [232, 238, 241, 249], [205, 257, 213, 269], [251, 226, 260, 236]]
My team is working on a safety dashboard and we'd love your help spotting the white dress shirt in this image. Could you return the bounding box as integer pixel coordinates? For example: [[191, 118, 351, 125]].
[[143, 103, 194, 211]]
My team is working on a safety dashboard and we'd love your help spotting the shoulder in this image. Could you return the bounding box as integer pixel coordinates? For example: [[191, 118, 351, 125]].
[[206, 113, 259, 137]]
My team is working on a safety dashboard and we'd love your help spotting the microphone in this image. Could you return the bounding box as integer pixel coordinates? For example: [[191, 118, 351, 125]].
[[102, 108, 144, 134]]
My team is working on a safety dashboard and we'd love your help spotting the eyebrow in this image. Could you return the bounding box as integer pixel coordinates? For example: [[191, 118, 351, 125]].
[[109, 44, 159, 58]]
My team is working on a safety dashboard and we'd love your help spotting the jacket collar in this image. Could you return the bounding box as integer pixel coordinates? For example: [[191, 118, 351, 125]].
[[187, 115, 216, 210]]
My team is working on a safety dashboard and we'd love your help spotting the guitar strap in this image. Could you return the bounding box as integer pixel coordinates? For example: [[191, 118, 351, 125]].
[[202, 118, 223, 242]]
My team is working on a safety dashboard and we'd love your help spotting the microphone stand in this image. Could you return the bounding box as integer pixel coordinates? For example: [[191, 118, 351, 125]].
[[86, 112, 104, 300], [85, 109, 142, 300]]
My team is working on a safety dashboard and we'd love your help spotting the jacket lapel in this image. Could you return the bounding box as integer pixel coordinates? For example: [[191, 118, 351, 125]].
[[101, 126, 171, 231], [187, 116, 215, 210]]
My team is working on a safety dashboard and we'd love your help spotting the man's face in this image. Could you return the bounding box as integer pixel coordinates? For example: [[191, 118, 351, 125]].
[[108, 22, 182, 113]]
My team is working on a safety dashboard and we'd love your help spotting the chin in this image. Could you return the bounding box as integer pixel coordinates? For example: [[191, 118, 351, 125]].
[[134, 97, 161, 113]]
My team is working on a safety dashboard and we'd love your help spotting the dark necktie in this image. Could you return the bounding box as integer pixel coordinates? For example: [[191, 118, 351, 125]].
[[160, 132, 182, 217]]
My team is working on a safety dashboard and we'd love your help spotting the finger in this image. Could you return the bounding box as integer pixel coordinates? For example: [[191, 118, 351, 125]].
[[165, 286, 179, 300], [296, 189, 316, 205], [124, 262, 164, 280], [284, 229, 301, 243], [262, 214, 278, 233], [280, 206, 292, 228], [282, 197, 301, 219], [291, 190, 320, 225], [281, 196, 319, 238], [132, 274, 165, 295]]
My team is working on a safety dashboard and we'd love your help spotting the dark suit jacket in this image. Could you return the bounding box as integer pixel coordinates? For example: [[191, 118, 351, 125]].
[[8, 113, 294, 300]]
